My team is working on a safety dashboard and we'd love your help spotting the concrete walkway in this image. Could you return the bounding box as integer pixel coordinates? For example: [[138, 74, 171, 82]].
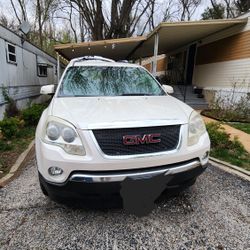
[[202, 116, 250, 154]]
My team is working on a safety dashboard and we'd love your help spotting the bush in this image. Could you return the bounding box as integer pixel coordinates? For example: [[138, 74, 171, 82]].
[[2, 87, 19, 118], [0, 117, 23, 138], [22, 103, 47, 126], [0, 140, 13, 151], [206, 122, 245, 151], [206, 122, 230, 148], [206, 122, 250, 169], [202, 82, 250, 122]]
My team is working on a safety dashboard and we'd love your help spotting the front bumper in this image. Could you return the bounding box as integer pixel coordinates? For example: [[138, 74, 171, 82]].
[[39, 159, 207, 199], [69, 159, 202, 183], [36, 124, 210, 184]]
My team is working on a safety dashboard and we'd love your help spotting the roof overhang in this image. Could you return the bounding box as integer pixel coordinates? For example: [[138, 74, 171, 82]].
[[133, 18, 248, 58], [54, 36, 146, 61], [54, 18, 248, 61]]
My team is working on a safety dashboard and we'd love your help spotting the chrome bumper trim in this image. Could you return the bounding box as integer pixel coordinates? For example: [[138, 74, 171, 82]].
[[69, 160, 201, 183]]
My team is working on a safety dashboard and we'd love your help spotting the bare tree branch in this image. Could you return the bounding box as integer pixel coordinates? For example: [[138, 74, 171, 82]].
[[9, 0, 22, 24]]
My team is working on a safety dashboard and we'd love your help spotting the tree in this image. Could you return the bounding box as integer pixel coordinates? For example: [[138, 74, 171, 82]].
[[234, 0, 250, 14], [70, 0, 157, 40], [201, 3, 225, 19], [54, 0, 79, 42], [3, 0, 204, 54], [221, 0, 250, 18], [9, 0, 28, 25], [7, 0, 59, 49], [201, 0, 250, 20], [223, 0, 236, 18], [35, 0, 59, 48], [178, 0, 201, 21], [162, 0, 180, 21], [0, 14, 17, 29]]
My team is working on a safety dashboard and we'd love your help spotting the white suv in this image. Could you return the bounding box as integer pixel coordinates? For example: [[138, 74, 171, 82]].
[[36, 56, 210, 199]]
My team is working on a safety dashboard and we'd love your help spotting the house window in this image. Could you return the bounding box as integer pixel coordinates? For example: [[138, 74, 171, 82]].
[[6, 43, 17, 64], [37, 64, 48, 77]]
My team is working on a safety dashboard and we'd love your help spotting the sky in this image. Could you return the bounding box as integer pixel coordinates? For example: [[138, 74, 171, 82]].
[[0, 0, 212, 23], [0, 0, 213, 40]]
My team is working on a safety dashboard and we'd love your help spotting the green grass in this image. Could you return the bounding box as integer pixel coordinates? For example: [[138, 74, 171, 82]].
[[228, 122, 250, 135], [201, 109, 250, 123], [0, 126, 35, 177], [206, 122, 250, 171], [210, 147, 250, 171], [0, 103, 47, 179]]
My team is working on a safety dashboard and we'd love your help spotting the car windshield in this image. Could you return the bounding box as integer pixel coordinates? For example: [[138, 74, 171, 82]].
[[58, 66, 165, 97]]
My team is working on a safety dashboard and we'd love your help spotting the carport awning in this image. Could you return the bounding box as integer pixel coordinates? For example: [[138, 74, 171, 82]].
[[54, 18, 248, 61], [133, 18, 248, 58], [54, 36, 146, 61]]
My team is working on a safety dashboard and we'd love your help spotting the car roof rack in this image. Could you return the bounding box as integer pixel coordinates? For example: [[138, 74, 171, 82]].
[[72, 56, 115, 66], [117, 60, 129, 63]]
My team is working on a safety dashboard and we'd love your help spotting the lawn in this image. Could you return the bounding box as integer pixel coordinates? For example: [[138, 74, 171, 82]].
[[0, 126, 35, 179], [0, 103, 47, 179], [228, 122, 250, 135], [206, 122, 250, 171], [210, 147, 250, 171]]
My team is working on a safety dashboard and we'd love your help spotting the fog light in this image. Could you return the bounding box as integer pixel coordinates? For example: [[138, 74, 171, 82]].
[[48, 166, 63, 176], [202, 151, 209, 160]]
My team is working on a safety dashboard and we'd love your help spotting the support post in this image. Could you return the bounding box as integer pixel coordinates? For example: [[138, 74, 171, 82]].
[[153, 32, 159, 76], [57, 52, 61, 83]]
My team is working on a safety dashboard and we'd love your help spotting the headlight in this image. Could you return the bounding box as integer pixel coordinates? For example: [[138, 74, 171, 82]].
[[188, 111, 206, 146], [47, 123, 60, 141], [43, 117, 85, 156], [61, 127, 76, 143]]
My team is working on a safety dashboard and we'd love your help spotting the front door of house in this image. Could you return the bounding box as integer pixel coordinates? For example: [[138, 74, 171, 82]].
[[185, 43, 197, 85]]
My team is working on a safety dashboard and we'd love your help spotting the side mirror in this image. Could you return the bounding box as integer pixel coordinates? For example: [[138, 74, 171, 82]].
[[162, 85, 174, 94], [40, 84, 55, 95]]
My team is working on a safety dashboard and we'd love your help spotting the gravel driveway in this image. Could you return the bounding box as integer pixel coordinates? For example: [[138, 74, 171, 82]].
[[0, 158, 249, 250]]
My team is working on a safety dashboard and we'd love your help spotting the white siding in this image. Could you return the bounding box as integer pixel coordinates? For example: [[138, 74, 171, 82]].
[[193, 58, 250, 89], [0, 25, 63, 119], [193, 17, 250, 98]]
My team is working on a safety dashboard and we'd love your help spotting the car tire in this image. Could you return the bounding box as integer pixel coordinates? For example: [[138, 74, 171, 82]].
[[39, 180, 48, 196]]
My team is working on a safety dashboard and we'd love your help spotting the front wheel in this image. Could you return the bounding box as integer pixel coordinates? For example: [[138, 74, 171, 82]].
[[39, 179, 48, 196]]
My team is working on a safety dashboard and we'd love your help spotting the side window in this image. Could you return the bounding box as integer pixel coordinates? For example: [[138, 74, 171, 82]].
[[6, 43, 17, 64], [37, 64, 48, 77]]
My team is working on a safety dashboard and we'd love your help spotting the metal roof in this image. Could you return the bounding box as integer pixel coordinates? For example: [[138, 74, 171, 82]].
[[54, 18, 248, 61], [54, 36, 146, 61]]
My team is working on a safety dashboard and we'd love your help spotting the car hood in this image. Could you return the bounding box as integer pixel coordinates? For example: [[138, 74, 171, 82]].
[[51, 96, 192, 129]]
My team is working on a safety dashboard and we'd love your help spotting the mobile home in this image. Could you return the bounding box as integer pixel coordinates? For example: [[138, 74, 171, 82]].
[[0, 24, 63, 119]]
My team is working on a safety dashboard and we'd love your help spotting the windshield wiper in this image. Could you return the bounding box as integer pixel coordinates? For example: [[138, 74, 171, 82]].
[[120, 93, 153, 96]]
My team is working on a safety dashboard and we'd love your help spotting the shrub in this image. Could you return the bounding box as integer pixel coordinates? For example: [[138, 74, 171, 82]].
[[0, 117, 22, 138], [206, 122, 250, 169], [0, 140, 13, 151], [2, 87, 19, 118], [202, 82, 250, 122], [206, 122, 230, 148], [206, 122, 246, 152], [22, 103, 47, 126]]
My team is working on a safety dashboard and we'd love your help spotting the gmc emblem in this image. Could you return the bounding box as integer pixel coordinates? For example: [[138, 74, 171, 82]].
[[123, 133, 161, 145]]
